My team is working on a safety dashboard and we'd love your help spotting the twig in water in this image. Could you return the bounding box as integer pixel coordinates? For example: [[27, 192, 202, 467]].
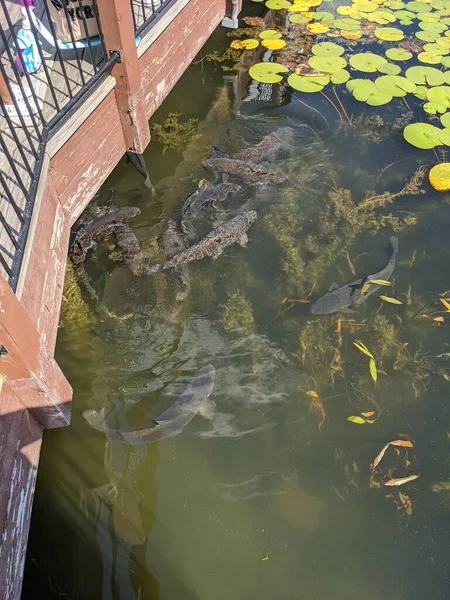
[[290, 94, 330, 127], [333, 86, 351, 124], [319, 91, 343, 123]]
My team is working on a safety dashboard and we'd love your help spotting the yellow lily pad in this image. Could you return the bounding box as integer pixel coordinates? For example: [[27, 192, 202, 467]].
[[429, 162, 450, 190], [261, 39, 287, 50], [230, 39, 260, 50]]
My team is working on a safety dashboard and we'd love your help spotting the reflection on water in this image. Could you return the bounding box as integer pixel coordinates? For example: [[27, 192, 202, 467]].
[[23, 14, 450, 600]]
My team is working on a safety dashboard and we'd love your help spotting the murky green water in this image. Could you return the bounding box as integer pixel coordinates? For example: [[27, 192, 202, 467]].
[[23, 7, 450, 600]]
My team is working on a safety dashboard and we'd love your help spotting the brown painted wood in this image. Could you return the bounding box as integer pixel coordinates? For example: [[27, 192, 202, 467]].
[[96, 0, 150, 153]]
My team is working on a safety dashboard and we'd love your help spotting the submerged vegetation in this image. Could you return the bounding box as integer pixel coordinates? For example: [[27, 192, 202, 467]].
[[151, 112, 198, 154]]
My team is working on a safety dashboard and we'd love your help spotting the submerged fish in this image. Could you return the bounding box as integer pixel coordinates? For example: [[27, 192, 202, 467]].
[[146, 211, 257, 274], [83, 364, 216, 444], [202, 157, 269, 177], [310, 236, 399, 315], [215, 127, 296, 164], [181, 182, 242, 219]]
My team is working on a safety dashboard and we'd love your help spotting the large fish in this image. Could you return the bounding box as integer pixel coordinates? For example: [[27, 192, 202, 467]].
[[83, 364, 216, 444], [146, 211, 257, 275], [310, 236, 399, 315], [181, 182, 242, 220], [214, 126, 296, 164]]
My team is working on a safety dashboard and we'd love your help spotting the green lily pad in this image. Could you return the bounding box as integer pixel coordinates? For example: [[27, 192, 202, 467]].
[[442, 55, 450, 66], [428, 86, 450, 106], [289, 13, 310, 23], [249, 62, 289, 83], [259, 30, 283, 40], [354, 0, 379, 11], [334, 18, 362, 30], [423, 42, 449, 54], [417, 12, 441, 20], [386, 47, 413, 60], [347, 79, 393, 104], [393, 9, 416, 19], [312, 11, 335, 23], [309, 55, 347, 73], [311, 41, 345, 57], [416, 30, 441, 41], [439, 128, 450, 145], [443, 71, 450, 84], [403, 122, 441, 148], [387, 0, 407, 8], [367, 9, 398, 23], [440, 112, 450, 126], [265, 0, 292, 9], [424, 101, 448, 113], [419, 21, 448, 32], [330, 69, 351, 83], [349, 52, 388, 72], [414, 85, 429, 99], [287, 73, 329, 92], [405, 65, 445, 85], [418, 51, 444, 62], [375, 26, 405, 40], [377, 62, 402, 74], [375, 74, 417, 96], [406, 1, 432, 11]]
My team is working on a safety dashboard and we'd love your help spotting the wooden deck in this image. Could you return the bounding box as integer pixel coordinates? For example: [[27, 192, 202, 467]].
[[0, 0, 103, 284]]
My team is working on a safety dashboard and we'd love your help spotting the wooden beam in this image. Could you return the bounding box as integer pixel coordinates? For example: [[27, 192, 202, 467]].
[[96, 0, 150, 153]]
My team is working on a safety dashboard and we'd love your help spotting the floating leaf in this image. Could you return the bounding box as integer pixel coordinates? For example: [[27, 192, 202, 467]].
[[375, 26, 405, 40], [440, 297, 450, 310], [414, 85, 429, 99], [361, 411, 375, 417], [416, 29, 441, 41], [259, 29, 283, 40], [403, 122, 441, 148], [434, 315, 445, 322], [309, 55, 347, 73], [308, 22, 330, 33], [377, 62, 403, 74], [380, 295, 403, 304], [347, 415, 367, 424], [368, 9, 398, 23], [311, 41, 345, 57], [266, 0, 292, 9], [288, 73, 329, 92], [423, 42, 449, 55], [249, 62, 289, 84], [341, 29, 364, 39], [429, 162, 450, 189], [373, 443, 390, 467], [389, 440, 414, 447], [331, 69, 351, 83], [419, 20, 448, 32], [418, 50, 443, 62], [231, 39, 260, 50], [349, 52, 388, 72], [312, 11, 335, 22], [407, 0, 432, 11], [385, 474, 420, 486], [375, 74, 417, 96], [369, 358, 378, 382], [347, 79, 393, 104], [353, 340, 375, 359], [334, 17, 362, 30], [289, 13, 310, 22], [261, 39, 287, 50]]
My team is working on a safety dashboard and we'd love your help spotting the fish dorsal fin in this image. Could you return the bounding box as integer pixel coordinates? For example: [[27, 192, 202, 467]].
[[328, 282, 339, 292]]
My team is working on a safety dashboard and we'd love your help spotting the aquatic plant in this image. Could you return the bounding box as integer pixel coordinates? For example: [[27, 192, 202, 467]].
[[220, 289, 257, 335], [151, 113, 198, 154]]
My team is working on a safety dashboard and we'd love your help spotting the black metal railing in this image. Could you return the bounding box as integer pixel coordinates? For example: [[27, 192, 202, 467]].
[[0, 0, 119, 290], [130, 0, 177, 37]]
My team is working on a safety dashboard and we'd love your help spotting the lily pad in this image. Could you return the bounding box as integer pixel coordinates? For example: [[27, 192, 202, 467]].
[[427, 85, 450, 105], [289, 13, 310, 22], [442, 55, 450, 66], [375, 74, 417, 95], [231, 39, 260, 50], [349, 52, 388, 72], [308, 22, 330, 33], [311, 41, 345, 57], [419, 20, 448, 32], [287, 73, 329, 92], [312, 11, 335, 22], [249, 62, 289, 84], [261, 39, 287, 50], [330, 69, 351, 83], [375, 26, 405, 40], [367, 9, 398, 22], [266, 0, 292, 9], [347, 79, 393, 104], [334, 17, 362, 30], [259, 30, 283, 40], [378, 62, 402, 74], [341, 29, 364, 39], [309, 55, 347, 73], [414, 84, 429, 98], [405, 65, 445, 85], [406, 1, 432, 11], [424, 100, 448, 113], [354, 0, 379, 11], [416, 29, 441, 40], [385, 47, 413, 60], [417, 11, 441, 20], [429, 162, 450, 189], [403, 122, 441, 148], [440, 112, 450, 126], [418, 50, 444, 62], [423, 42, 449, 54]]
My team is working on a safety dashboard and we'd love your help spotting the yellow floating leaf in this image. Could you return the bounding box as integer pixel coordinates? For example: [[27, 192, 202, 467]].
[[306, 390, 319, 399], [308, 22, 330, 33], [389, 440, 414, 448], [337, 5, 355, 14], [347, 415, 366, 424], [231, 39, 259, 50], [379, 295, 403, 305], [434, 316, 445, 323], [361, 411, 375, 417], [384, 474, 419, 487], [372, 443, 390, 468], [353, 340, 375, 359], [369, 358, 378, 382], [341, 30, 363, 40], [261, 39, 286, 50], [440, 298, 450, 312], [429, 162, 450, 192]]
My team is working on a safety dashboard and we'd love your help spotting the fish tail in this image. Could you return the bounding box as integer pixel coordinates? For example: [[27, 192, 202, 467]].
[[388, 236, 399, 256], [212, 144, 228, 157]]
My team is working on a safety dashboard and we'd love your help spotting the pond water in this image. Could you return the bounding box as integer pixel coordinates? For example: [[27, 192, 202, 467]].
[[23, 3, 450, 599]]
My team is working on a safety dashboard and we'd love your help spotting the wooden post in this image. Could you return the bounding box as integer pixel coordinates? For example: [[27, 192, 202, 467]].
[[96, 0, 151, 153]]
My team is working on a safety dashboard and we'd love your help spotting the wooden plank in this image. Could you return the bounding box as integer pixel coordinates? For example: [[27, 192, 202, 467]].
[[137, 0, 192, 58]]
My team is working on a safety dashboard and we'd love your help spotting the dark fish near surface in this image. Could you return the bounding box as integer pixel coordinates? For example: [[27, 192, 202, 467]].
[[310, 237, 399, 315], [216, 126, 296, 164], [83, 364, 216, 444], [181, 182, 242, 219], [146, 211, 257, 275], [202, 157, 269, 176]]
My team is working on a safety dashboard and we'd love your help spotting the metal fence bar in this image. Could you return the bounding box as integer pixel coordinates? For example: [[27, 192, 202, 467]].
[[129, 0, 177, 37]]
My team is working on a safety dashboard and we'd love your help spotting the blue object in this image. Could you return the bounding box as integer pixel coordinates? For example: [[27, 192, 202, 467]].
[[16, 28, 41, 73]]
